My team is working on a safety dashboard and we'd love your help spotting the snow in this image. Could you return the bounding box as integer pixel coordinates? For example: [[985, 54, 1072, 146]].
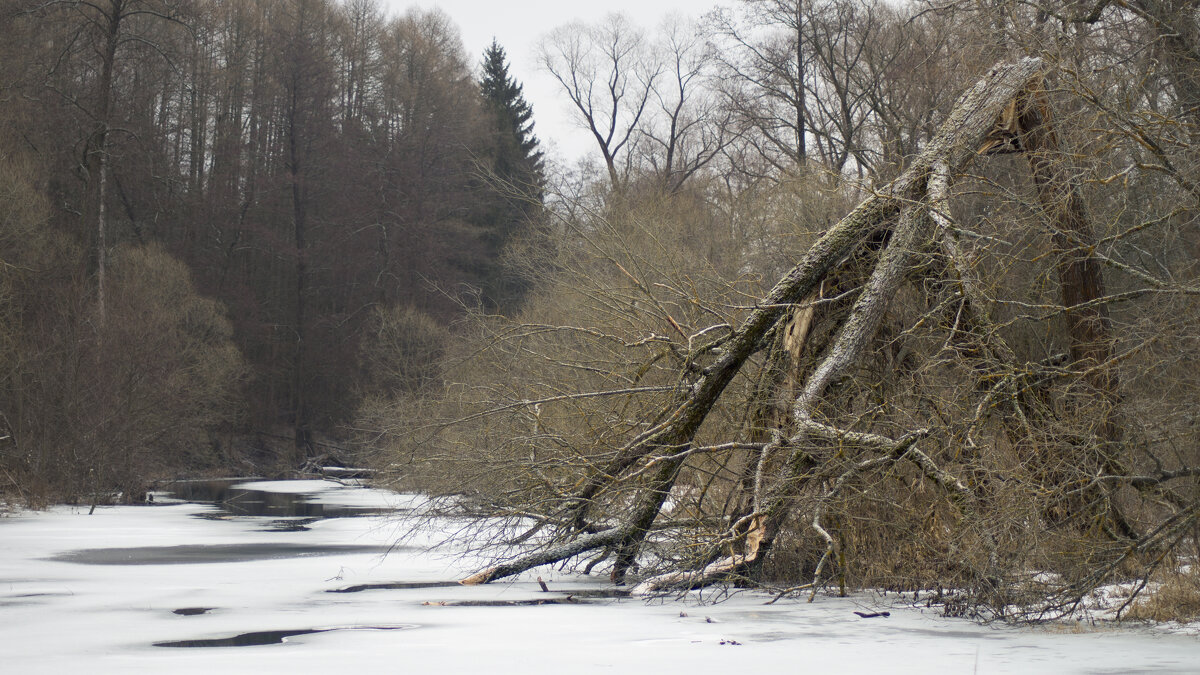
[[2, 480, 1198, 674]]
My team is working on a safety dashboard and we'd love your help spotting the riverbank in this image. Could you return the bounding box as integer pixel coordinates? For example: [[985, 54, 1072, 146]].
[[2, 479, 1197, 673]]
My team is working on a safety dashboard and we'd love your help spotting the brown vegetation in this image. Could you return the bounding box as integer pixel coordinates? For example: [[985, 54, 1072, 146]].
[[365, 1, 1200, 621]]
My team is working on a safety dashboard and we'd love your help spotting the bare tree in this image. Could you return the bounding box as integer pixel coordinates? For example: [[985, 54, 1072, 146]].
[[708, 0, 809, 173], [635, 16, 733, 193], [539, 14, 660, 190], [337, 0, 383, 125], [29, 0, 187, 325], [268, 0, 339, 459]]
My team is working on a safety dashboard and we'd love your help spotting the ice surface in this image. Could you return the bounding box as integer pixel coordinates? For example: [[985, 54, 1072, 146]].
[[1, 480, 1197, 674]]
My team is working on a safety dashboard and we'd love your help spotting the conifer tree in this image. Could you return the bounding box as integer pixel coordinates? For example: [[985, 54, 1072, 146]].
[[477, 40, 545, 311], [480, 39, 544, 200]]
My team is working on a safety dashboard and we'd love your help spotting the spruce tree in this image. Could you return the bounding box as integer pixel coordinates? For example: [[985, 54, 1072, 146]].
[[480, 40, 544, 201], [476, 40, 546, 312]]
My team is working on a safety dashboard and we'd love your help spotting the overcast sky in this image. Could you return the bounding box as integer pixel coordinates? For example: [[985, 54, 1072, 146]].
[[380, 0, 722, 164]]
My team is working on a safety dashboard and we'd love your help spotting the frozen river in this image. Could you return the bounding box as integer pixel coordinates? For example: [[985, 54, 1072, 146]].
[[2, 479, 1198, 673]]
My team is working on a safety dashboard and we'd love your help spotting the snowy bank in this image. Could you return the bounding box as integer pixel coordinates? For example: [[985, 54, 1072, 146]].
[[1, 480, 1197, 674]]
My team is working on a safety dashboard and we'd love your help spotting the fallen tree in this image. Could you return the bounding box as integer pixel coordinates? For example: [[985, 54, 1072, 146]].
[[380, 53, 1200, 620], [459, 57, 1042, 587]]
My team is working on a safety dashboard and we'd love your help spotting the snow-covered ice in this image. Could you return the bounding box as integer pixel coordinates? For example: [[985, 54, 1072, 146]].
[[2, 479, 1198, 674]]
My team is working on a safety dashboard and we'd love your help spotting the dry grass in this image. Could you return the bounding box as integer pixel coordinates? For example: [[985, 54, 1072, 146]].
[[1124, 568, 1200, 623]]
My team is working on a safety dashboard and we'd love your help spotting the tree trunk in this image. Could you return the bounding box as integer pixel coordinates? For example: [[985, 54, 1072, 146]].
[[461, 57, 1047, 586], [83, 0, 124, 328], [288, 76, 313, 461]]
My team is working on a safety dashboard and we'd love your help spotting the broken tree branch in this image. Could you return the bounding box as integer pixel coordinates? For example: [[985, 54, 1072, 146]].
[[460, 57, 1047, 587]]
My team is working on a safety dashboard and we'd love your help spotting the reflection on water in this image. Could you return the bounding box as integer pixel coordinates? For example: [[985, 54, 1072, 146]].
[[263, 517, 320, 532], [154, 625, 411, 648], [49, 479, 402, 566], [327, 580, 462, 593], [163, 479, 393, 520], [50, 542, 396, 565], [156, 628, 327, 647]]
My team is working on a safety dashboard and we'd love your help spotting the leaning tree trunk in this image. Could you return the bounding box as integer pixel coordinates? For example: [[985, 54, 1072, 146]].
[[1018, 90, 1120, 438], [999, 85, 1132, 538], [460, 57, 1048, 587]]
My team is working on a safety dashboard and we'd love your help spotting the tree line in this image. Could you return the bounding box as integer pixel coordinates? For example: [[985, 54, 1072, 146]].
[[0, 0, 543, 502]]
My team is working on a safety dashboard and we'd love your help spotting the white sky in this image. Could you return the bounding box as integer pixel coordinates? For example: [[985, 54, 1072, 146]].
[[383, 0, 722, 164]]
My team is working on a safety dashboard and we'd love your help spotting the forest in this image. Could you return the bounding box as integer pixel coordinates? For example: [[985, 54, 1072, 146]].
[[2, 0, 1200, 621], [0, 0, 544, 499]]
